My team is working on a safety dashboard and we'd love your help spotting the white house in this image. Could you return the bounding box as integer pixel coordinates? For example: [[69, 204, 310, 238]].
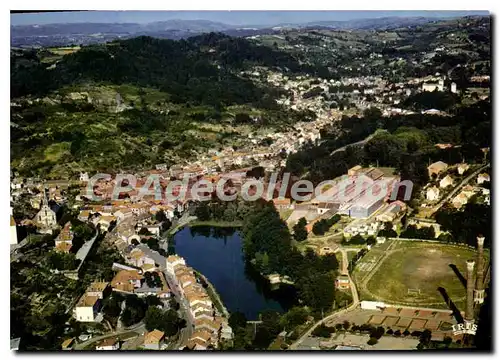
[[452, 193, 469, 209], [426, 186, 440, 201], [145, 225, 161, 236], [10, 215, 18, 245], [95, 338, 119, 350], [477, 173, 490, 185], [457, 163, 469, 175], [74, 294, 100, 322], [79, 172, 89, 182], [376, 237, 386, 244], [114, 209, 133, 223], [428, 161, 448, 178], [439, 175, 454, 188], [166, 255, 186, 276]]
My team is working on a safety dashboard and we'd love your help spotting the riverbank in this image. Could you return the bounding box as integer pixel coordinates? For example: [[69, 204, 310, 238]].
[[167, 217, 243, 238], [193, 269, 230, 318], [188, 220, 243, 229], [173, 225, 294, 319]]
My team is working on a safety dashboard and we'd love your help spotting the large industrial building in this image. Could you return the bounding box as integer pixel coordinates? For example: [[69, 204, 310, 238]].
[[348, 196, 386, 219]]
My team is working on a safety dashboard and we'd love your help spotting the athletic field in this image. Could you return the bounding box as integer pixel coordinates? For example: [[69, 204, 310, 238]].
[[361, 241, 483, 307]]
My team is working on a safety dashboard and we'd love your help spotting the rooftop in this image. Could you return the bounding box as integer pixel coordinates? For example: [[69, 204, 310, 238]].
[[87, 281, 109, 293], [61, 338, 75, 349], [191, 329, 212, 342], [76, 294, 99, 307], [144, 329, 165, 344], [97, 337, 118, 348], [428, 161, 448, 170]]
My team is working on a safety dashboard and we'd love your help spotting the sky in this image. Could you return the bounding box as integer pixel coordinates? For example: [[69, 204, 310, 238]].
[[10, 10, 489, 27]]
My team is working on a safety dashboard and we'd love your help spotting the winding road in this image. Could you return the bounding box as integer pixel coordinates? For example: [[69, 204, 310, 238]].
[[74, 322, 146, 350], [329, 131, 381, 156]]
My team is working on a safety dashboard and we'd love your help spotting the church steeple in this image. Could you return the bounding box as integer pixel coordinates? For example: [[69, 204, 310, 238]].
[[42, 184, 49, 206]]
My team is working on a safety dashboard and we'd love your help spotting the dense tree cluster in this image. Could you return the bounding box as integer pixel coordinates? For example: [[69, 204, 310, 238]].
[[403, 91, 459, 111], [400, 225, 436, 240], [144, 306, 185, 337], [11, 34, 314, 105], [435, 203, 491, 248], [193, 198, 253, 223], [241, 200, 340, 311], [286, 100, 490, 188], [143, 271, 163, 288], [292, 217, 308, 241], [312, 214, 341, 235], [45, 251, 80, 270], [120, 295, 147, 327]]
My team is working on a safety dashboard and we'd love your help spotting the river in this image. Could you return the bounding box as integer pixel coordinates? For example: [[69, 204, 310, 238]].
[[172, 226, 297, 320]]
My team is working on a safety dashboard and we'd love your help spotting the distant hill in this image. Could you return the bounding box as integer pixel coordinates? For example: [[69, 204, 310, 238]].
[[11, 15, 489, 47]]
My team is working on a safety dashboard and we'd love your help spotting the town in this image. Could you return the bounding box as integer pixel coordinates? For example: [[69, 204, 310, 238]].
[[10, 11, 491, 352]]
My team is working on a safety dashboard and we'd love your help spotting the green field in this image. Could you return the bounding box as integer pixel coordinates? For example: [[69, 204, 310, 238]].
[[352, 240, 393, 284], [363, 241, 482, 307]]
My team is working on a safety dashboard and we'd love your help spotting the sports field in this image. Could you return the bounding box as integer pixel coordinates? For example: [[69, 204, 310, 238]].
[[362, 241, 482, 307]]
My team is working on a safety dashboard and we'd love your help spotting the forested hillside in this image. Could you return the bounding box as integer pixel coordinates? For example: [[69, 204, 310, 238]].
[[10, 34, 316, 178]]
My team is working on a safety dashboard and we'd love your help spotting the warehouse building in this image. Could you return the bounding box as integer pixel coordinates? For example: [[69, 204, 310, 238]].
[[348, 196, 385, 219]]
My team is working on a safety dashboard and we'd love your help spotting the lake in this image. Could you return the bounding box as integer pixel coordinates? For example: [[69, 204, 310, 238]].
[[173, 226, 297, 320]]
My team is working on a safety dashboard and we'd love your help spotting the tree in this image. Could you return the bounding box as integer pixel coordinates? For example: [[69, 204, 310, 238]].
[[46, 251, 79, 271], [367, 337, 378, 345], [144, 295, 162, 308], [293, 217, 308, 242], [371, 326, 385, 339], [363, 107, 382, 122], [229, 311, 247, 330], [144, 306, 165, 332], [102, 294, 123, 318], [378, 222, 397, 238], [312, 221, 326, 236], [120, 295, 147, 327], [343, 320, 351, 331], [311, 324, 334, 338], [296, 271, 336, 311], [443, 336, 452, 348], [169, 297, 180, 311], [349, 234, 366, 245], [419, 329, 432, 347], [155, 210, 167, 223], [144, 307, 183, 336], [138, 227, 152, 236], [280, 307, 309, 329], [194, 201, 211, 221]]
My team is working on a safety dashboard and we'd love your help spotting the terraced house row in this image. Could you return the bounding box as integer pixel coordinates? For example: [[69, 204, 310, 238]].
[[166, 255, 233, 350]]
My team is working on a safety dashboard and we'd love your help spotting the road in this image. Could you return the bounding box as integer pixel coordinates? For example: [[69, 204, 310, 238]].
[[74, 322, 145, 350], [289, 246, 360, 350], [162, 270, 194, 349], [328, 131, 382, 156]]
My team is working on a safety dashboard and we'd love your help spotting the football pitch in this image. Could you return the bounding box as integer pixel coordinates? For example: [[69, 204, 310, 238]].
[[361, 241, 482, 307]]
